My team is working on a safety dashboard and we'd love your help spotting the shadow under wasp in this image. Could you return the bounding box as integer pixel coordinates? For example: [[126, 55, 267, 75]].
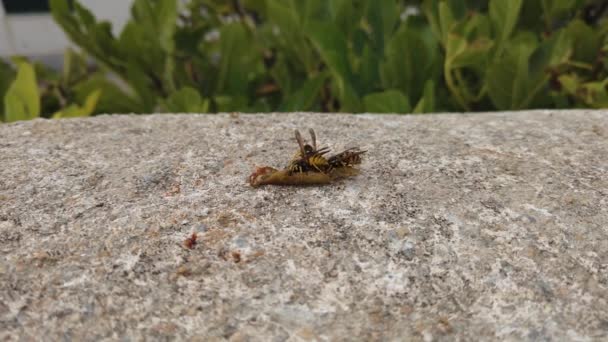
[[249, 128, 366, 187]]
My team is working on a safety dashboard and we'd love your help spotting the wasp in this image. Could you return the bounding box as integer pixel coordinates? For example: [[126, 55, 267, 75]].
[[249, 128, 366, 187], [286, 128, 330, 174], [328, 148, 365, 169]]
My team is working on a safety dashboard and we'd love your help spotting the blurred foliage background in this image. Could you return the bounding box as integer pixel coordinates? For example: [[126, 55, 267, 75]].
[[1, 0, 608, 122]]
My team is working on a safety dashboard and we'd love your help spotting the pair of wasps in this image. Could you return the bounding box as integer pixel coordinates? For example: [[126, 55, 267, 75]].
[[249, 128, 366, 187]]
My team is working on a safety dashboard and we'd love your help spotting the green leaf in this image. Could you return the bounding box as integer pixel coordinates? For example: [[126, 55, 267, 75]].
[[518, 0, 544, 31], [73, 75, 142, 114], [124, 60, 157, 112], [266, 0, 300, 38], [529, 29, 572, 81], [414, 80, 436, 113], [363, 90, 411, 113], [332, 0, 367, 39], [486, 45, 533, 110], [489, 0, 523, 54], [381, 26, 438, 103], [541, 0, 578, 28], [365, 1, 399, 56], [157, 0, 178, 93], [62, 48, 89, 87], [281, 73, 327, 111], [216, 23, 260, 96], [162, 87, 209, 112], [0, 60, 16, 120], [438, 1, 455, 45], [306, 22, 353, 85], [296, 0, 329, 25], [265, 0, 316, 73], [157, 0, 178, 54], [306, 21, 360, 111], [4, 61, 40, 122], [214, 95, 248, 112], [51, 0, 125, 74], [358, 45, 381, 94], [11, 56, 60, 83], [128, 0, 177, 54], [421, 0, 465, 46], [557, 74, 579, 94], [566, 20, 600, 64], [53, 89, 102, 118], [447, 34, 494, 69], [422, 0, 442, 43], [558, 75, 608, 108], [443, 33, 493, 110], [579, 81, 608, 108]]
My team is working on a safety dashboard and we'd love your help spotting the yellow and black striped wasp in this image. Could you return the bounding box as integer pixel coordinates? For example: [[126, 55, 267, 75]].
[[249, 128, 366, 187], [287, 128, 330, 174]]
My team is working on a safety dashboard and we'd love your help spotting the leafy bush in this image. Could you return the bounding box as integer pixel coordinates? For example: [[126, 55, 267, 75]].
[[1, 0, 608, 122]]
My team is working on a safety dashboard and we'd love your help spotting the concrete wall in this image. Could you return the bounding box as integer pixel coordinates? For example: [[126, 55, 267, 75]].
[[1, 111, 607, 340]]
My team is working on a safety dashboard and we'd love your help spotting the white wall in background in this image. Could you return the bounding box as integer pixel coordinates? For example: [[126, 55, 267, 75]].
[[0, 0, 134, 57]]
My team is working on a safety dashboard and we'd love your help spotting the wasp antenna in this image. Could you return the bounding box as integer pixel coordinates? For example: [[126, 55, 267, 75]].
[[309, 128, 317, 150], [294, 129, 306, 156]]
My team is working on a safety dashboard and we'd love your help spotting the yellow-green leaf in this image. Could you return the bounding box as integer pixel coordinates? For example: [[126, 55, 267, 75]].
[[363, 90, 411, 113], [53, 89, 101, 118], [4, 61, 40, 122]]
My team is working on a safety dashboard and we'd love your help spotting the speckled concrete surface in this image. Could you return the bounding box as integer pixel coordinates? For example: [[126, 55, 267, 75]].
[[0, 111, 607, 341]]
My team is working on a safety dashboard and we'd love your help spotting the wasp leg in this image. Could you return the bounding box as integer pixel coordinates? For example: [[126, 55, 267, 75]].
[[316, 146, 330, 155]]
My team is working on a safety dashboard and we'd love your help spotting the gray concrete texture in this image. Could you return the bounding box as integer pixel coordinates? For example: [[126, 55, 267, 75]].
[[0, 111, 607, 340]]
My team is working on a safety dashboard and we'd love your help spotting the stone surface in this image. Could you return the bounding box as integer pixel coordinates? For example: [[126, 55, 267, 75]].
[[0, 110, 607, 341]]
